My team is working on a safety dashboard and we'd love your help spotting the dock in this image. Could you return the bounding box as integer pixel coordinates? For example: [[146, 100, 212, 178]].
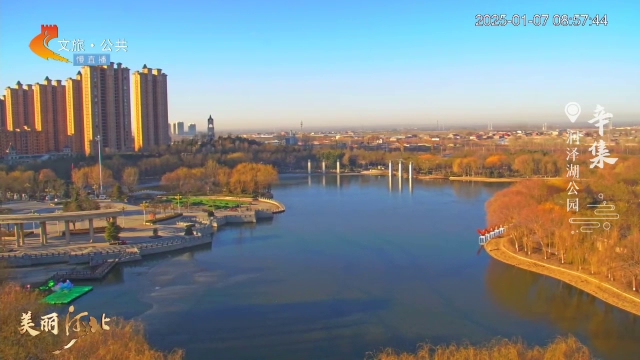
[[42, 286, 93, 304]]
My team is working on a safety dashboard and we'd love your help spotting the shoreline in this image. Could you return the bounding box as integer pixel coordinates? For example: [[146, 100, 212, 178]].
[[485, 236, 640, 317], [449, 177, 522, 183]]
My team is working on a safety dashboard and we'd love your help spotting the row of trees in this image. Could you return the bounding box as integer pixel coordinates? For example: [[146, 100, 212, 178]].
[[486, 156, 640, 293], [0, 169, 66, 201], [160, 160, 279, 195], [71, 165, 139, 192], [0, 149, 605, 201]]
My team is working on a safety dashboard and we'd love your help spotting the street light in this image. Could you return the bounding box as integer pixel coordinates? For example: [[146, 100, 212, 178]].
[[96, 135, 103, 196], [142, 202, 147, 225]]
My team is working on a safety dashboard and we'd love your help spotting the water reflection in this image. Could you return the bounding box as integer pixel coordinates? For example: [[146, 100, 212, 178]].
[[485, 259, 640, 360], [451, 181, 483, 200]]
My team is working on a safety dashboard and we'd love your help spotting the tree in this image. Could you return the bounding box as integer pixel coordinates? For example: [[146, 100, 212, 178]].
[[87, 165, 115, 189], [111, 184, 124, 200], [63, 187, 100, 212], [71, 168, 90, 190], [104, 221, 122, 242], [513, 155, 535, 177], [121, 167, 139, 192], [38, 169, 57, 194]]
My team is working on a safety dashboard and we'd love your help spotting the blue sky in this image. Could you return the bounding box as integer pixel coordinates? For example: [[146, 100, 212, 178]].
[[1, 0, 639, 131]]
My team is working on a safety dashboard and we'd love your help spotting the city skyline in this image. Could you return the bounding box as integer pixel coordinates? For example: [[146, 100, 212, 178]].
[[2, 1, 639, 131], [0, 62, 170, 157]]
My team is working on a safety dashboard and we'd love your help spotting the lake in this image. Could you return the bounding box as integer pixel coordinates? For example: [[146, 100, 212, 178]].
[[24, 175, 640, 359]]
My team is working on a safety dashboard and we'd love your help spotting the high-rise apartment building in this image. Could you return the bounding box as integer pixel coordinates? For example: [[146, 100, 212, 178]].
[[82, 62, 132, 155], [132, 65, 170, 151], [0, 96, 6, 129], [66, 72, 85, 154], [171, 122, 177, 135], [187, 123, 196, 136], [176, 121, 185, 135], [34, 77, 70, 153], [5, 82, 35, 130]]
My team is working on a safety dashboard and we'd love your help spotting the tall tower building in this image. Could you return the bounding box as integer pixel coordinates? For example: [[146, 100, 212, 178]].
[[176, 121, 185, 135], [0, 95, 6, 129], [34, 77, 69, 153], [132, 64, 170, 151], [171, 122, 177, 135], [82, 62, 132, 156], [66, 71, 85, 154], [207, 115, 214, 141], [5, 81, 35, 130]]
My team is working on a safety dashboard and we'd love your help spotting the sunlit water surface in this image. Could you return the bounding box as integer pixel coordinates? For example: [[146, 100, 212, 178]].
[[15, 176, 640, 360]]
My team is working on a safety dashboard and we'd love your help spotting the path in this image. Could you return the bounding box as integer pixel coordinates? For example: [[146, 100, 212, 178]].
[[485, 236, 640, 317]]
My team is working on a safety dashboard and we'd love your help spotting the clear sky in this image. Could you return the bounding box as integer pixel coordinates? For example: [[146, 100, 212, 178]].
[[1, 0, 639, 131]]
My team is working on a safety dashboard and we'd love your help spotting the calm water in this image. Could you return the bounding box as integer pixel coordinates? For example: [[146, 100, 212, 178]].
[[29, 176, 640, 359]]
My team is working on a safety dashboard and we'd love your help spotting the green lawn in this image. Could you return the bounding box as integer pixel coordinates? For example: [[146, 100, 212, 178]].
[[166, 197, 248, 209]]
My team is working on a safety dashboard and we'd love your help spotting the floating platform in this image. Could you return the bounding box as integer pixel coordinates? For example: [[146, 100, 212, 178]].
[[42, 286, 93, 304]]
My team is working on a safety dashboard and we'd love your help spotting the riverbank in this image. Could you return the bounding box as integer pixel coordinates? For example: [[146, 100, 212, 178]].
[[449, 176, 564, 183], [450, 177, 521, 182], [485, 236, 640, 317]]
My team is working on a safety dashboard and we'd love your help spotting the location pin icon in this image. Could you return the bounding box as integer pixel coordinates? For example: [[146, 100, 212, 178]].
[[565, 102, 581, 123]]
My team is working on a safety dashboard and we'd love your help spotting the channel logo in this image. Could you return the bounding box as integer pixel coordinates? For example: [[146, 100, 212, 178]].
[[29, 25, 71, 63]]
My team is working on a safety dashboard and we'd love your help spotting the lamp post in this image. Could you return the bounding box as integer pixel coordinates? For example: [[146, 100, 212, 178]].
[[96, 135, 103, 196], [177, 194, 181, 213], [142, 203, 147, 225]]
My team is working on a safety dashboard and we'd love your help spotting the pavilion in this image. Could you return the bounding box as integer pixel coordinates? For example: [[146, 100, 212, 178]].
[[0, 209, 122, 247]]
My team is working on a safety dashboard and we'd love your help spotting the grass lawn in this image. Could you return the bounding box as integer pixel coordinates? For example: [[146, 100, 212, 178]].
[[166, 197, 247, 209]]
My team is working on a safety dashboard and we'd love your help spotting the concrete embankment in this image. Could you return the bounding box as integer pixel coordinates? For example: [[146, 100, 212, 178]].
[[485, 236, 640, 317], [0, 233, 213, 267], [257, 197, 285, 214]]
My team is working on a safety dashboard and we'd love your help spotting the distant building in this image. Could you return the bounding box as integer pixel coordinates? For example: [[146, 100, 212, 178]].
[[0, 128, 45, 155], [171, 122, 177, 135], [34, 77, 70, 153], [176, 121, 185, 135], [187, 123, 196, 136], [0, 95, 5, 129], [207, 115, 214, 142], [66, 72, 85, 154], [132, 64, 171, 151], [284, 130, 298, 146], [5, 81, 35, 130], [82, 62, 132, 155]]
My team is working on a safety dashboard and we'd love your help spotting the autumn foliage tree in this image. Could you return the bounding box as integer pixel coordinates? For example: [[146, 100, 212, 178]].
[[72, 165, 115, 191], [160, 161, 277, 196], [485, 156, 640, 294]]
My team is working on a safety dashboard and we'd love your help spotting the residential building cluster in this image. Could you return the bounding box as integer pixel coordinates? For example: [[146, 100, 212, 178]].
[[0, 62, 171, 161], [243, 127, 637, 151], [171, 121, 198, 136]]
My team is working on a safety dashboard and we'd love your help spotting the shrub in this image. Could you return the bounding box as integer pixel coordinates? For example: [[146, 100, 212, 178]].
[[104, 221, 122, 242], [0, 267, 184, 360], [368, 335, 593, 360]]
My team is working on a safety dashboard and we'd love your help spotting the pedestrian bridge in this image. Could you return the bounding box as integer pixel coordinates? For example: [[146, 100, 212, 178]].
[[0, 209, 122, 224]]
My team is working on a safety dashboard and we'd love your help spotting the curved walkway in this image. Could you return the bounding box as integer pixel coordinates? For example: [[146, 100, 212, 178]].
[[485, 236, 640, 317]]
